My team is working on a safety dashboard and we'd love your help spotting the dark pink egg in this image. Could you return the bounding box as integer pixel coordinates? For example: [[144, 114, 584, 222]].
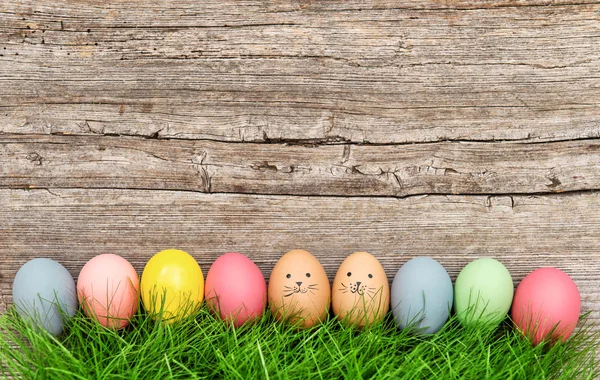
[[511, 267, 581, 345], [205, 252, 267, 327]]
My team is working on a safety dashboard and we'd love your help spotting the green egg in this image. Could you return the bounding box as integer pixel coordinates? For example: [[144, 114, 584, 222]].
[[454, 258, 514, 326]]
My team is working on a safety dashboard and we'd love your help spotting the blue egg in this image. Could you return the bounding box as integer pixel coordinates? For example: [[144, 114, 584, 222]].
[[391, 257, 453, 334], [12, 258, 78, 335]]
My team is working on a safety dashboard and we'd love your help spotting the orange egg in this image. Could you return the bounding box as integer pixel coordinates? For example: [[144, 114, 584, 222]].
[[268, 249, 330, 328], [332, 252, 390, 327]]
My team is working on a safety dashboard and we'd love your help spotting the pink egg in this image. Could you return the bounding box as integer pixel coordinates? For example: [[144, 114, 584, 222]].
[[511, 267, 581, 345], [77, 254, 139, 329], [205, 252, 267, 327]]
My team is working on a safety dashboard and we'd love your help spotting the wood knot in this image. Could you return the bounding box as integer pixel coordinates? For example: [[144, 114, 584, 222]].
[[250, 161, 278, 172], [26, 152, 43, 166]]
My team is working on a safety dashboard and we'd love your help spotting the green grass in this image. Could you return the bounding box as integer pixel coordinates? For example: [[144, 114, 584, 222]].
[[1, 307, 599, 380]]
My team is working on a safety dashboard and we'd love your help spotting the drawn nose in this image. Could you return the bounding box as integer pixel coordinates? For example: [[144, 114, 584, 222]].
[[356, 282, 362, 288], [296, 281, 303, 287]]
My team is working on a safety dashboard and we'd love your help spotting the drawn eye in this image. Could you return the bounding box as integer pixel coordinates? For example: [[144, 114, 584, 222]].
[[306, 273, 311, 278], [347, 272, 352, 277], [368, 274, 373, 279], [286, 274, 291, 279]]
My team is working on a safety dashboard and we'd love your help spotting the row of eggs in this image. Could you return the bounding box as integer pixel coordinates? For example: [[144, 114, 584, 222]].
[[12, 249, 581, 346]]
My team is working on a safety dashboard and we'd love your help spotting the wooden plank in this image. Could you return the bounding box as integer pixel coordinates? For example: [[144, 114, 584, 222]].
[[1, 1, 599, 143], [1, 133, 599, 196], [1, 188, 599, 323]]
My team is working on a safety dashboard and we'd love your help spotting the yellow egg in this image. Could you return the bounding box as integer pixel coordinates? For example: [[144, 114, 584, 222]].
[[332, 252, 390, 327], [268, 249, 330, 328], [141, 249, 204, 322]]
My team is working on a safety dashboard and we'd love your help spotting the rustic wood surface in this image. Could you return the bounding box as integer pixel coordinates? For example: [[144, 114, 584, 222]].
[[2, 0, 599, 143], [2, 189, 600, 316], [1, 0, 600, 324]]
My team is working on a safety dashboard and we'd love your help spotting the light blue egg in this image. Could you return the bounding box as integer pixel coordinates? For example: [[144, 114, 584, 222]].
[[391, 257, 453, 334], [12, 258, 78, 335]]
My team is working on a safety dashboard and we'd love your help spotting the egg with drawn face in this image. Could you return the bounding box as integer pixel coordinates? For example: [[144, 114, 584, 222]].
[[268, 249, 330, 328], [332, 252, 390, 327]]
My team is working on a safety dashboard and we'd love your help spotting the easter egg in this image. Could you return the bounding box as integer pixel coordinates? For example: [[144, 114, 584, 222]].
[[141, 249, 204, 322], [268, 249, 331, 328], [332, 252, 389, 327], [512, 267, 581, 345], [205, 252, 266, 327], [12, 258, 77, 335], [77, 254, 139, 329], [391, 257, 453, 334], [454, 258, 514, 326]]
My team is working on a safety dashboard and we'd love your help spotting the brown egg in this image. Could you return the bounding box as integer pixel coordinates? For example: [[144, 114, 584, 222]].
[[268, 249, 331, 328], [332, 252, 390, 327]]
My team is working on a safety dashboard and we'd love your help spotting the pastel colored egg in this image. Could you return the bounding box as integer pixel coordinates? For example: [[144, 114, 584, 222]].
[[12, 258, 77, 335], [205, 252, 267, 327], [268, 249, 331, 328], [77, 254, 139, 329], [141, 249, 204, 322], [332, 252, 389, 327], [391, 257, 453, 334], [512, 267, 581, 345], [454, 258, 514, 326]]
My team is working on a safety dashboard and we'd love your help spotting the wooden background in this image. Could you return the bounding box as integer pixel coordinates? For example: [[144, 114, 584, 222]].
[[1, 0, 600, 323]]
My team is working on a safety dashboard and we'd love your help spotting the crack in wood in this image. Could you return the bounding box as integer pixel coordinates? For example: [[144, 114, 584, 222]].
[[19, 129, 600, 148], [191, 151, 211, 193], [3, 185, 599, 201], [341, 145, 351, 164]]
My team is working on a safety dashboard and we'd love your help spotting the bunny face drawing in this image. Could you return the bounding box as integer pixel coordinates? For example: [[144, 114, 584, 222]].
[[268, 250, 331, 328], [282, 271, 319, 297], [332, 252, 390, 327]]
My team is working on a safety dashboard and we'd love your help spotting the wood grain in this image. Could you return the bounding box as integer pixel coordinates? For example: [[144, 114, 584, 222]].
[[2, 133, 600, 196], [1, 189, 599, 322], [1, 0, 599, 143]]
